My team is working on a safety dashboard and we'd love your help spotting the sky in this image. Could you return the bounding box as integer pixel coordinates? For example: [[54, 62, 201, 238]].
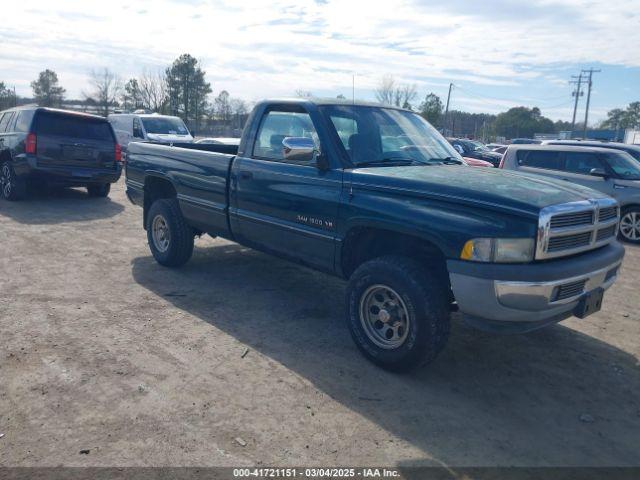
[[2, 0, 639, 123]]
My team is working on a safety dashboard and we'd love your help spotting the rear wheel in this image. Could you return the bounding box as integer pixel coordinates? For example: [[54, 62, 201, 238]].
[[619, 206, 640, 244], [146, 198, 194, 267], [345, 255, 450, 372], [0, 161, 26, 201], [87, 183, 111, 198]]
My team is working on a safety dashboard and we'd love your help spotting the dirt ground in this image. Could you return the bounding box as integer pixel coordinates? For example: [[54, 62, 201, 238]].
[[0, 179, 639, 468]]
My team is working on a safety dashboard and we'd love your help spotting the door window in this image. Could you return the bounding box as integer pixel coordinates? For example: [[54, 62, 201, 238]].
[[253, 111, 318, 162], [517, 150, 563, 170], [14, 110, 35, 133], [133, 118, 144, 138], [564, 152, 604, 175], [330, 115, 358, 150], [0, 112, 15, 132]]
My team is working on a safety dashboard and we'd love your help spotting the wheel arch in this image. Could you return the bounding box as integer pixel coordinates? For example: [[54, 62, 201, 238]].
[[143, 173, 178, 229], [339, 224, 450, 282]]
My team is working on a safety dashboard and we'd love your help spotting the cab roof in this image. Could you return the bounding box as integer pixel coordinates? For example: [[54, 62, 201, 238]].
[[257, 97, 412, 111]]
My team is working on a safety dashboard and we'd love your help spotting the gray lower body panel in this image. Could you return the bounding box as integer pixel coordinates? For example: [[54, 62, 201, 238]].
[[447, 243, 625, 333]]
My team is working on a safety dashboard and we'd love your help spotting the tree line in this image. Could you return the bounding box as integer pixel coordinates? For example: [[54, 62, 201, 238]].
[[2, 53, 248, 134], [374, 75, 639, 140], [3, 64, 639, 140]]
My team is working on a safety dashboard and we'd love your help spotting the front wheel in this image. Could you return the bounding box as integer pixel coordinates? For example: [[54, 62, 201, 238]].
[[146, 198, 194, 267], [619, 207, 640, 244], [345, 255, 450, 372], [0, 161, 26, 201], [619, 206, 640, 244], [87, 183, 111, 198]]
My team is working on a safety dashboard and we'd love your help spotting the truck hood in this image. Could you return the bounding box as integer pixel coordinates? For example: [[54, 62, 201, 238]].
[[350, 165, 609, 217]]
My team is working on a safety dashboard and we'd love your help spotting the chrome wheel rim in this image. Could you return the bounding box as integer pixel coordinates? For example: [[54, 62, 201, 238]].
[[620, 212, 640, 241], [1, 164, 11, 198], [359, 284, 410, 349], [151, 214, 171, 252]]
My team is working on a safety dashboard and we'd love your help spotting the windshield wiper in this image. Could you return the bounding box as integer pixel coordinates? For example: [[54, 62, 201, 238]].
[[428, 156, 464, 165], [355, 157, 421, 167]]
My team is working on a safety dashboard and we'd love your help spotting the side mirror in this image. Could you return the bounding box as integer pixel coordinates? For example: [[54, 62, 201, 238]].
[[282, 137, 317, 163], [590, 168, 608, 178]]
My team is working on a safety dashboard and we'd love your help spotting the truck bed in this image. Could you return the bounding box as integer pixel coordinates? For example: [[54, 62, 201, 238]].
[[125, 141, 236, 237]]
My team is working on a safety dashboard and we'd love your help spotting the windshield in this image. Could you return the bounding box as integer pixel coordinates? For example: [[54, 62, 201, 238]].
[[319, 105, 464, 167], [141, 117, 190, 135], [623, 147, 640, 161], [606, 152, 640, 180]]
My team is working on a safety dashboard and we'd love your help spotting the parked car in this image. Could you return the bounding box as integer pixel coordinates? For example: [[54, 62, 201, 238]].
[[125, 98, 623, 371], [195, 137, 241, 146], [544, 140, 640, 162], [511, 138, 542, 144], [500, 144, 640, 243], [447, 138, 503, 166], [485, 143, 506, 150], [463, 157, 494, 167], [108, 113, 193, 148], [0, 107, 122, 200]]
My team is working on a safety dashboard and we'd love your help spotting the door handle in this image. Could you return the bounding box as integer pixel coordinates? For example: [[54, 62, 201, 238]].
[[239, 170, 253, 180]]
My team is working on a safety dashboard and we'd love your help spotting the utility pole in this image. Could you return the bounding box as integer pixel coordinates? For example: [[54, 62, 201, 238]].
[[582, 68, 601, 138], [569, 73, 583, 133], [443, 82, 453, 136]]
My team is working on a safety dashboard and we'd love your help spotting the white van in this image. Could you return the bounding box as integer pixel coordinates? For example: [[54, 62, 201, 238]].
[[108, 113, 193, 148]]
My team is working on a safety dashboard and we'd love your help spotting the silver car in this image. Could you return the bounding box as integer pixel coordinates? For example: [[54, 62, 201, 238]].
[[501, 145, 640, 243]]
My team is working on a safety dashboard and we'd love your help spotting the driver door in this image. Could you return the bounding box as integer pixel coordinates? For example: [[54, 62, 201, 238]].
[[231, 106, 343, 272]]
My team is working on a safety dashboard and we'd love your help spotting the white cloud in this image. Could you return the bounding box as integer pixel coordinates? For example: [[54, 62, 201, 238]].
[[1, 0, 639, 121]]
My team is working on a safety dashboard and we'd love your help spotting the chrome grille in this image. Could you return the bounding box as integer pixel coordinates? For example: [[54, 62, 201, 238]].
[[555, 280, 586, 301], [550, 211, 593, 229], [598, 206, 618, 222], [547, 232, 592, 252], [536, 198, 619, 260], [596, 225, 617, 242]]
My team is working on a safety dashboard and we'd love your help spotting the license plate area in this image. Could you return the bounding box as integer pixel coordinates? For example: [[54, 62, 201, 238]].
[[574, 288, 604, 319], [63, 145, 94, 161]]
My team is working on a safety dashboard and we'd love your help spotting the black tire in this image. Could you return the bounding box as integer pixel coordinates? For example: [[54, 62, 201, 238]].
[[0, 161, 26, 201], [146, 198, 194, 267], [618, 206, 640, 244], [87, 183, 111, 198], [346, 255, 450, 372]]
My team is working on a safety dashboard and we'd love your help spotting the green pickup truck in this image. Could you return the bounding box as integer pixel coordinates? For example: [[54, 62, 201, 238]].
[[125, 98, 625, 371]]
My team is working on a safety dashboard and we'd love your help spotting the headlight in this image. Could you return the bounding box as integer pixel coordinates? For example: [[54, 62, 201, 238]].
[[460, 238, 535, 263]]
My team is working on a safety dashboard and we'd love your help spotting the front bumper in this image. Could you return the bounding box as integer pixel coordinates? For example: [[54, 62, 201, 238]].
[[447, 242, 625, 333]]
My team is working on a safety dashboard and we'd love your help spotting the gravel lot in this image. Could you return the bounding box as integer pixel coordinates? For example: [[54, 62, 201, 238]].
[[1, 179, 639, 468]]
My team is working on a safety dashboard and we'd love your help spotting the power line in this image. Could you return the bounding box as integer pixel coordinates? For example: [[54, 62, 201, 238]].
[[455, 86, 569, 106], [455, 88, 573, 112]]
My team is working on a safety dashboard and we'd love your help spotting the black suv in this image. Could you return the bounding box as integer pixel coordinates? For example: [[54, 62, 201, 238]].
[[0, 107, 122, 200]]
